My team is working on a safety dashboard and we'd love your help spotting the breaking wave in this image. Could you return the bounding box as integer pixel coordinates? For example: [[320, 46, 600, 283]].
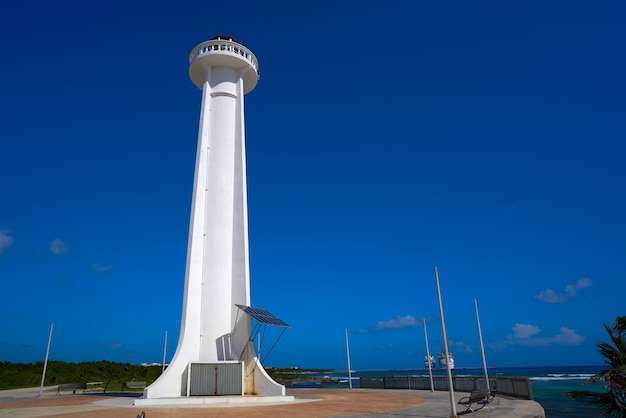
[[529, 373, 595, 381]]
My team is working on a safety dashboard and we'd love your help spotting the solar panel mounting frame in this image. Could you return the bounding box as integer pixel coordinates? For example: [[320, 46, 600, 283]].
[[235, 304, 290, 328]]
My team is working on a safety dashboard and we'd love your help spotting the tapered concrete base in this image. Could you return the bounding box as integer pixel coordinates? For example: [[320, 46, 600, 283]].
[[134, 394, 295, 407]]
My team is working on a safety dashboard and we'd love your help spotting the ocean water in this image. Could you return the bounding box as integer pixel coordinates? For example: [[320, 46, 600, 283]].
[[494, 365, 606, 417], [302, 365, 607, 417]]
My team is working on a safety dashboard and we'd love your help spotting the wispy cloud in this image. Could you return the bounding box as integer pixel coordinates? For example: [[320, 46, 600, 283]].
[[513, 323, 541, 339], [104, 342, 123, 350], [535, 277, 592, 303], [552, 327, 586, 345], [449, 340, 473, 353], [91, 263, 113, 273], [49, 238, 68, 255], [376, 343, 395, 350], [498, 323, 585, 348], [99, 342, 140, 356], [360, 315, 421, 333], [0, 231, 14, 255]]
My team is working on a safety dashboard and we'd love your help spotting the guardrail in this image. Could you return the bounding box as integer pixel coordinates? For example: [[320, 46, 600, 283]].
[[360, 375, 534, 400], [189, 39, 259, 73]]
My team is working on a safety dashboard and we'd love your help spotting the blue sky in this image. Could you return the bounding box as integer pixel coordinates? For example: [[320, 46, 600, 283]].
[[1, 0, 624, 371]]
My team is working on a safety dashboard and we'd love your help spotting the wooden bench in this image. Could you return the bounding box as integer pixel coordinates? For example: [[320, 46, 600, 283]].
[[85, 381, 103, 392], [457, 389, 493, 415], [122, 381, 146, 391], [57, 383, 86, 395]]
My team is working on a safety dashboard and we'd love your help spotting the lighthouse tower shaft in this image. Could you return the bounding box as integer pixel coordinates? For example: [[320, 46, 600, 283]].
[[142, 37, 284, 400], [187, 51, 253, 364]]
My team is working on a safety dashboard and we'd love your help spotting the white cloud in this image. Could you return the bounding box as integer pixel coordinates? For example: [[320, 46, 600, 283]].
[[360, 315, 420, 333], [534, 289, 563, 303], [513, 323, 541, 339], [504, 323, 585, 347], [552, 327, 585, 345], [535, 277, 593, 303], [0, 231, 14, 255], [49, 238, 68, 255]]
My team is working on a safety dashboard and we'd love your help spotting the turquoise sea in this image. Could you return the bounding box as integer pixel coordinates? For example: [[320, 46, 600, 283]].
[[300, 365, 607, 417]]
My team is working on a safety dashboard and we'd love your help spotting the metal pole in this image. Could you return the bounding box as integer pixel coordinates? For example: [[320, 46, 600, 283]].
[[423, 317, 434, 392], [162, 330, 168, 373], [474, 299, 491, 393], [39, 323, 53, 396], [435, 267, 457, 417], [345, 328, 353, 389]]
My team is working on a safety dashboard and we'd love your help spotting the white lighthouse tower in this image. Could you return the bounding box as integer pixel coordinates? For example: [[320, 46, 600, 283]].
[[137, 36, 290, 405]]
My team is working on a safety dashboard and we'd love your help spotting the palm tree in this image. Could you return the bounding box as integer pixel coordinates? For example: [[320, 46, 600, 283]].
[[567, 316, 626, 417], [614, 316, 626, 335]]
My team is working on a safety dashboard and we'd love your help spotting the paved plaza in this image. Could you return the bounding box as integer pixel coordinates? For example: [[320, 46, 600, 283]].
[[0, 386, 545, 417]]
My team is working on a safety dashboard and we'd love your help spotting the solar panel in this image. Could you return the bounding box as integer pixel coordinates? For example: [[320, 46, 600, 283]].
[[236, 304, 290, 327]]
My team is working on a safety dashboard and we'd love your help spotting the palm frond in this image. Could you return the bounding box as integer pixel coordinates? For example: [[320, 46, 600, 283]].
[[613, 316, 626, 335], [566, 390, 625, 417], [573, 317, 626, 416]]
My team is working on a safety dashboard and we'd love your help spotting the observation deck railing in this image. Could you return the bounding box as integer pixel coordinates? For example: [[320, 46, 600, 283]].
[[360, 375, 534, 400], [189, 39, 259, 73]]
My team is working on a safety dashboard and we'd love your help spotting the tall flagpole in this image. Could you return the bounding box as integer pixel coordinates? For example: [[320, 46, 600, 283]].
[[423, 317, 434, 392], [435, 267, 457, 418], [39, 323, 53, 396], [345, 328, 353, 389], [474, 299, 491, 393]]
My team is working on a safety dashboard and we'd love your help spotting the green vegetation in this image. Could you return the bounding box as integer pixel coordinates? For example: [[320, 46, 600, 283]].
[[567, 316, 626, 417], [0, 362, 335, 391], [0, 360, 163, 392], [265, 367, 335, 383]]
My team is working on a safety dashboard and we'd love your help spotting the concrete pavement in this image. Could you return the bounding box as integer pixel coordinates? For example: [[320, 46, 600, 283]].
[[0, 386, 545, 417]]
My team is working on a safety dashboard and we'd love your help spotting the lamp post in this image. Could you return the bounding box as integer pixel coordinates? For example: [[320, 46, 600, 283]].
[[474, 299, 491, 393], [435, 267, 457, 418], [39, 323, 53, 396], [345, 328, 353, 389], [423, 317, 434, 392]]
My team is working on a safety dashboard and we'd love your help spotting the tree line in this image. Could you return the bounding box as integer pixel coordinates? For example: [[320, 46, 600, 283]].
[[0, 361, 329, 392], [0, 360, 163, 391]]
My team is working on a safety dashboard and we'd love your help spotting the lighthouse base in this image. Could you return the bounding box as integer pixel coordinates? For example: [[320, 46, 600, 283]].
[[134, 394, 294, 407], [137, 357, 289, 405]]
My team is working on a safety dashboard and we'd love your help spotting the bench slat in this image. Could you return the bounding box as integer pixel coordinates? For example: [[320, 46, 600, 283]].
[[122, 381, 147, 391], [57, 383, 87, 395], [457, 390, 493, 415]]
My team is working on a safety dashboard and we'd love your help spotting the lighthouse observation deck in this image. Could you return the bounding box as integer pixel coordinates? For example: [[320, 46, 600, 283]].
[[189, 37, 259, 93]]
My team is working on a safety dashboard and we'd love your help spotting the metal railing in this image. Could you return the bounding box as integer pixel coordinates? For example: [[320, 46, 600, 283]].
[[189, 39, 259, 73], [360, 375, 534, 400]]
